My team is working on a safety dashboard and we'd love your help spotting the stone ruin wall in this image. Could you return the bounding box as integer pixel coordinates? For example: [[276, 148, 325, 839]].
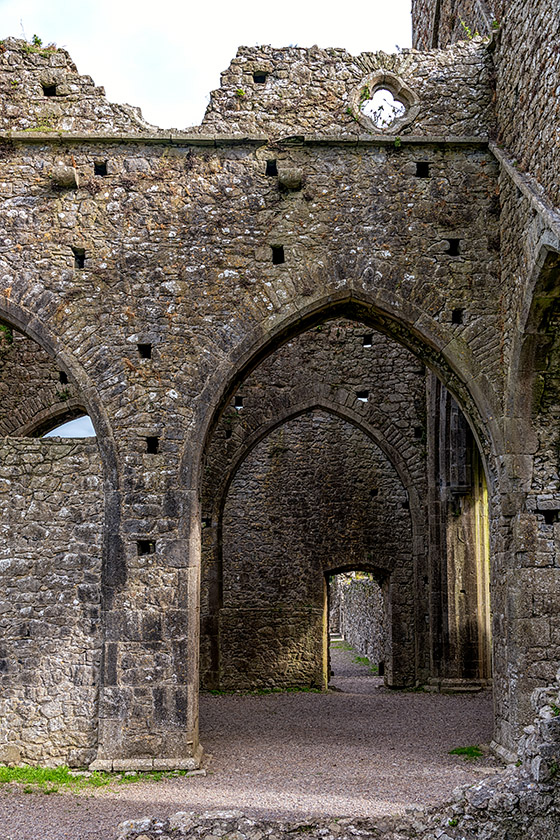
[[0, 0, 558, 770], [412, 0, 560, 207], [412, 0, 560, 754], [0, 437, 103, 767], [332, 576, 386, 667], [221, 412, 411, 689]]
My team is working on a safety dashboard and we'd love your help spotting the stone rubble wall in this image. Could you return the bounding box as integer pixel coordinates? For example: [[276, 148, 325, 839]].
[[494, 0, 560, 208], [0, 438, 103, 766], [117, 672, 560, 838], [0, 329, 84, 434], [202, 40, 495, 138], [335, 576, 386, 666], [412, 0, 507, 50], [218, 412, 412, 689], [0, 37, 157, 133]]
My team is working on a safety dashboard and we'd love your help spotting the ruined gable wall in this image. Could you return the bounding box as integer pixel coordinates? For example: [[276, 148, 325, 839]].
[[0, 38, 156, 133], [0, 438, 103, 766], [202, 40, 494, 138]]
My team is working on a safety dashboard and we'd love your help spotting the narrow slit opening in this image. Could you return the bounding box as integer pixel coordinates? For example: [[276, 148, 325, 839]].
[[271, 245, 285, 264], [146, 436, 159, 454], [137, 539, 156, 556], [452, 308, 464, 325], [72, 247, 85, 269]]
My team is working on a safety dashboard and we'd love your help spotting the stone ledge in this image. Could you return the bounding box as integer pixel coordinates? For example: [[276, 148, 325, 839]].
[[0, 130, 489, 148], [90, 744, 203, 773]]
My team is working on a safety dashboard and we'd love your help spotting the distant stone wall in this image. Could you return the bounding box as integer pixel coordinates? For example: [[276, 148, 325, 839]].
[[220, 412, 413, 689], [0, 438, 103, 766], [334, 576, 386, 666]]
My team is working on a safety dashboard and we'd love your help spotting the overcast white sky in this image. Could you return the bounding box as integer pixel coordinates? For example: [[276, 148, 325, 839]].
[[3, 0, 412, 436], [0, 0, 412, 129]]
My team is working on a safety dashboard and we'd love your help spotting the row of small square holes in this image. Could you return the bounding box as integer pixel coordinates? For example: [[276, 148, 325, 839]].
[[265, 161, 458, 264]]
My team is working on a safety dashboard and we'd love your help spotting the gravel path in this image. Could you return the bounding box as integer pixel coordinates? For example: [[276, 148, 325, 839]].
[[0, 643, 501, 840]]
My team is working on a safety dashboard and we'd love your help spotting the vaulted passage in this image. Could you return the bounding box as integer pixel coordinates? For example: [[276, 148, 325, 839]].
[[200, 318, 492, 706]]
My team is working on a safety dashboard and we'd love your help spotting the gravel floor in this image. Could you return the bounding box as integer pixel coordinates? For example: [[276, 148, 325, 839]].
[[0, 644, 501, 840]]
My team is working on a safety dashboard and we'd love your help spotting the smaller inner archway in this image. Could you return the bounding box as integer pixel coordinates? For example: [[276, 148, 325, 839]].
[[204, 408, 417, 692]]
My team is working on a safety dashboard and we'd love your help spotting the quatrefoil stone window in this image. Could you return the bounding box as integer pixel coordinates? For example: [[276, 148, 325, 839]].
[[349, 71, 420, 133]]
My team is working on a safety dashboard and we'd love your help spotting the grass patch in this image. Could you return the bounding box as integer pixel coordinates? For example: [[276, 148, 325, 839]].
[[449, 745, 483, 760], [0, 764, 193, 794], [330, 640, 353, 650], [353, 655, 379, 675]]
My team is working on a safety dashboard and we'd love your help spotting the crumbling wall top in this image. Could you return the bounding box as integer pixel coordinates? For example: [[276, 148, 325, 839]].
[[0, 38, 158, 134], [202, 40, 495, 139]]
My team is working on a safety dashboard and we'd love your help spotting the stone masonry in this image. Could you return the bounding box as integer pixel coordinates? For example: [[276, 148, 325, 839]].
[[0, 0, 559, 783]]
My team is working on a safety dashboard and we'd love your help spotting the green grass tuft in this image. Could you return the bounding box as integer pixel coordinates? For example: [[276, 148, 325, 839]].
[[0, 764, 193, 794], [353, 655, 379, 674], [448, 745, 483, 760]]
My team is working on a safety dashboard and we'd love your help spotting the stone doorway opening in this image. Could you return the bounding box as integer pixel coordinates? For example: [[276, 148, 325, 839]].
[[327, 571, 387, 684]]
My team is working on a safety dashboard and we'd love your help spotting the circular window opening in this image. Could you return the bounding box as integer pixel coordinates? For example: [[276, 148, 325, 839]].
[[360, 87, 407, 129]]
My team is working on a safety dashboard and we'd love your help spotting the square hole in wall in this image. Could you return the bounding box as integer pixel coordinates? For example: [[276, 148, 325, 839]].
[[452, 308, 464, 325], [202, 517, 212, 529], [446, 238, 461, 256], [137, 539, 156, 555], [414, 426, 423, 438], [59, 371, 68, 385], [42, 83, 57, 97], [543, 509, 560, 525], [137, 343, 152, 359], [370, 488, 379, 497], [362, 334, 373, 347], [402, 499, 410, 510], [234, 395, 244, 410], [415, 161, 430, 178], [94, 160, 108, 176], [271, 245, 285, 264], [71, 247, 85, 269], [225, 428, 233, 439], [356, 390, 369, 402], [146, 436, 159, 454], [253, 72, 267, 84], [266, 159, 278, 176]]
